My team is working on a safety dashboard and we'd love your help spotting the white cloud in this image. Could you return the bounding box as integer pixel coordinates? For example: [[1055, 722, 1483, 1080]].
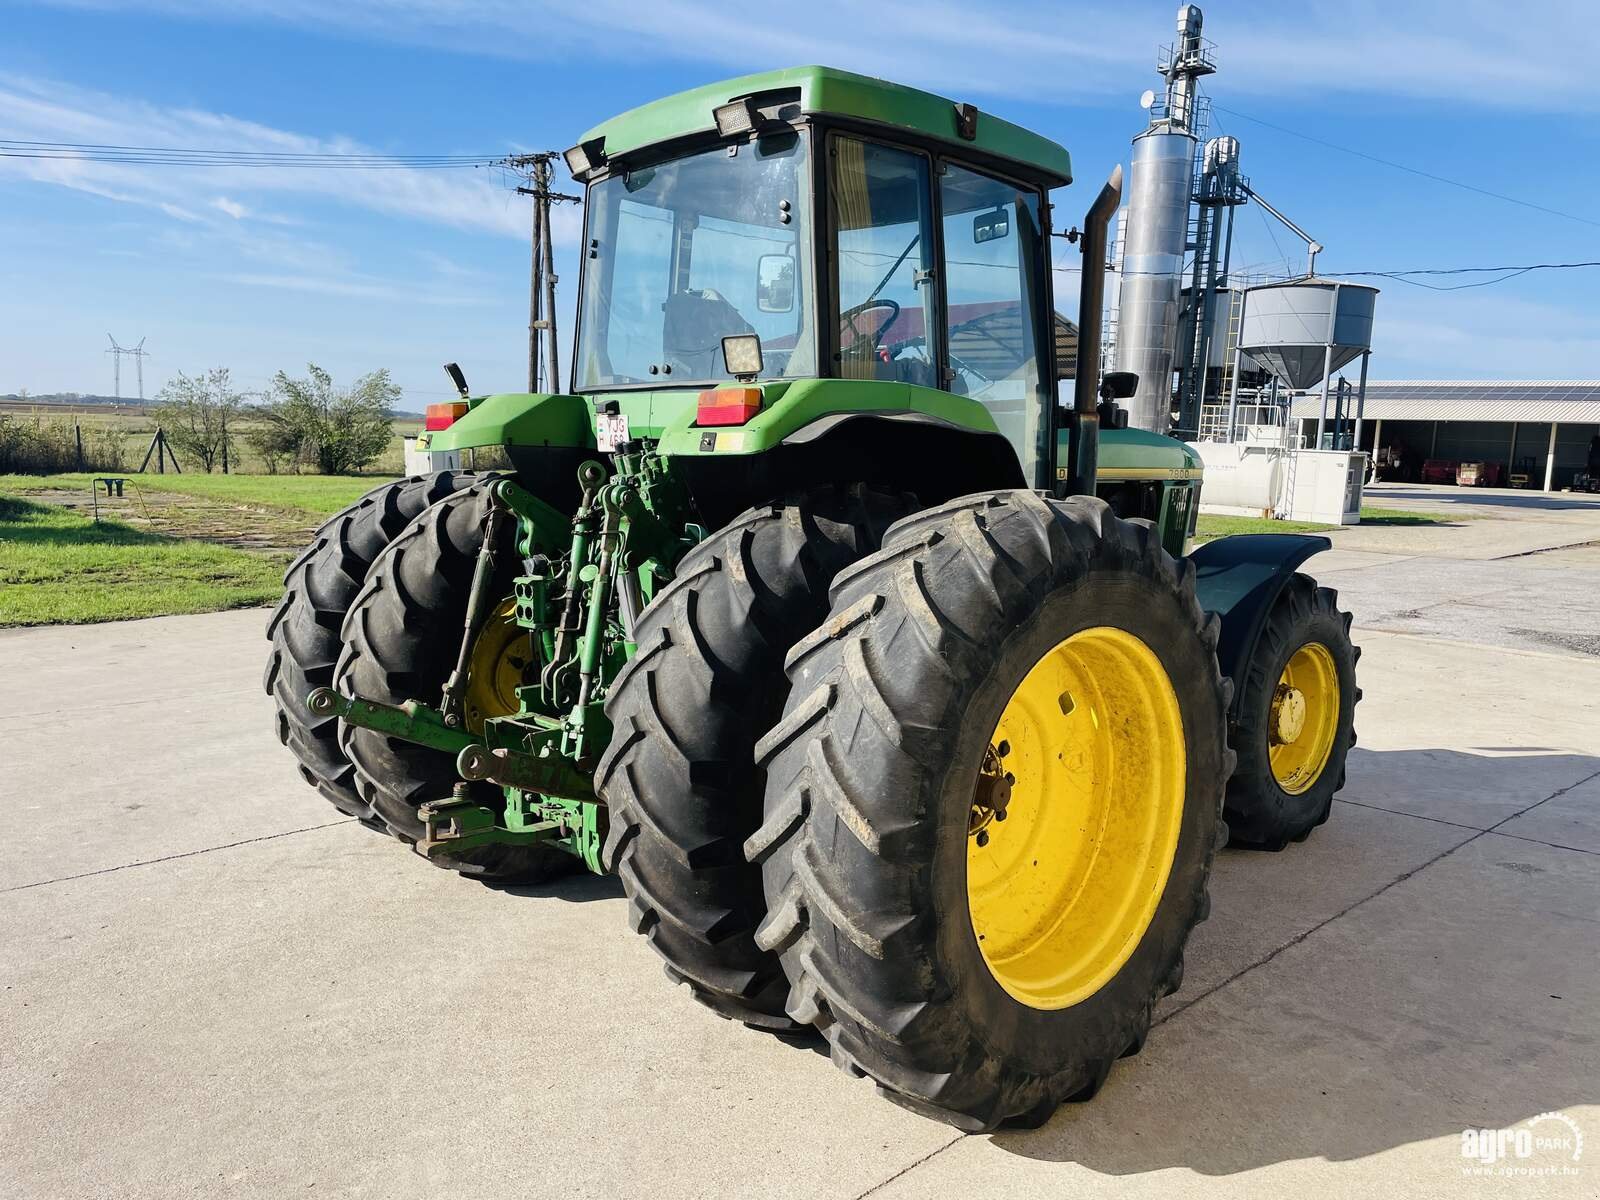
[[0, 72, 529, 238], [221, 270, 494, 305], [36, 0, 1600, 111]]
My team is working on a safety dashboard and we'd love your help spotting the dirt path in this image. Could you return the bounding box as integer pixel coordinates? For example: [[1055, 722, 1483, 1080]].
[[30, 484, 316, 552]]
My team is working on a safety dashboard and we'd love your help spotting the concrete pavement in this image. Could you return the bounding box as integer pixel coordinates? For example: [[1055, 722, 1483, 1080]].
[[3, 492, 1598, 1198]]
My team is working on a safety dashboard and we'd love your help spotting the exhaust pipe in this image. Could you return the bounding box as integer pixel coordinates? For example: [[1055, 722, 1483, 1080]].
[[1062, 165, 1124, 498]]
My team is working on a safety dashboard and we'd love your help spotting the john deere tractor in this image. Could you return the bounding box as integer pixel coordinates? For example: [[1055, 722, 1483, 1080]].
[[266, 67, 1359, 1130]]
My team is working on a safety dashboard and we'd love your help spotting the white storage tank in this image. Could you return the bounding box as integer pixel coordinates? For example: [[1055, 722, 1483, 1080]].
[[1238, 280, 1377, 390], [1190, 440, 1285, 516]]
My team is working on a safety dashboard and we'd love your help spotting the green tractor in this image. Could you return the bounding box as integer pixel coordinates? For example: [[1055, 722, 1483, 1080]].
[[266, 67, 1359, 1130]]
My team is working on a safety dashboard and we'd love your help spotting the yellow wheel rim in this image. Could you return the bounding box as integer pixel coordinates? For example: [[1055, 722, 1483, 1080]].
[[967, 627, 1186, 1011], [462, 598, 529, 733], [1268, 642, 1339, 795]]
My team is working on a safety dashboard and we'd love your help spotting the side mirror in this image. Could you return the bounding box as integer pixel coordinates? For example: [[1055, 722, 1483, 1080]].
[[973, 207, 1010, 244], [1099, 371, 1138, 401], [756, 255, 795, 313]]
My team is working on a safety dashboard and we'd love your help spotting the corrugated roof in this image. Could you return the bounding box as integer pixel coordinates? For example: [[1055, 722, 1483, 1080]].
[[1288, 380, 1600, 423]]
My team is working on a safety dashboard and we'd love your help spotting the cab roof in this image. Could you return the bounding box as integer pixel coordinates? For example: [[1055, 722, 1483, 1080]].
[[577, 65, 1072, 188]]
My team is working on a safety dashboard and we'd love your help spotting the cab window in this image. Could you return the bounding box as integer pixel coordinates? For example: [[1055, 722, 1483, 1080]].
[[938, 164, 1048, 481], [828, 137, 938, 388]]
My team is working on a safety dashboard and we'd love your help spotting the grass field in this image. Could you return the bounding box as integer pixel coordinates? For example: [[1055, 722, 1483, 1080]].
[[0, 473, 406, 626], [1194, 505, 1448, 540], [0, 494, 288, 626], [0, 472, 390, 518]]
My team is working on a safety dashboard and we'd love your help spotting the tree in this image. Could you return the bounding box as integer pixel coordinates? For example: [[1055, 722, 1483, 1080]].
[[244, 408, 303, 475], [152, 368, 244, 472], [259, 364, 398, 475]]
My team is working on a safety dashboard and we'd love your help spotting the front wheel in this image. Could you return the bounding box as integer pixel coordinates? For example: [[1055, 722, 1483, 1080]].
[[749, 492, 1232, 1130], [1223, 575, 1359, 849]]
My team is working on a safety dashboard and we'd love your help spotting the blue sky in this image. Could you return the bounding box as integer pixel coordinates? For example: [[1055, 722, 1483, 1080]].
[[3, 0, 1598, 405]]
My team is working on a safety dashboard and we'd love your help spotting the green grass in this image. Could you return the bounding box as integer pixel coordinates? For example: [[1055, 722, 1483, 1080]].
[[1195, 514, 1335, 539], [0, 494, 289, 626], [0, 471, 392, 518], [1357, 506, 1453, 527], [1195, 505, 1450, 540]]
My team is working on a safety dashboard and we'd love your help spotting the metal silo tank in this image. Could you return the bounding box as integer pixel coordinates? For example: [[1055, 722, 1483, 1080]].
[[1238, 281, 1378, 390], [1115, 128, 1195, 432]]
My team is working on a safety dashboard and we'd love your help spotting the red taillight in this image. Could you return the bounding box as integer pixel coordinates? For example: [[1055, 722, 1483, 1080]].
[[425, 401, 469, 431], [696, 387, 762, 427]]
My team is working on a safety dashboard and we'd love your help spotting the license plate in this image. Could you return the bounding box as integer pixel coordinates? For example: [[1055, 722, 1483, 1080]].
[[596, 412, 630, 452]]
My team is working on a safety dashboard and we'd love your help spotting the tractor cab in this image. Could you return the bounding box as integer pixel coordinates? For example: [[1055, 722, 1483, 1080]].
[[566, 66, 1071, 494]]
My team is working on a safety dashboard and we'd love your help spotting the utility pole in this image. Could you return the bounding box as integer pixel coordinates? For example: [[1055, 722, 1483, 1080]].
[[508, 153, 580, 394]]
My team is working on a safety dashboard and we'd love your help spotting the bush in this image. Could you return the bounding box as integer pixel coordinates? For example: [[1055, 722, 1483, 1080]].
[[0, 416, 130, 474], [255, 364, 398, 475]]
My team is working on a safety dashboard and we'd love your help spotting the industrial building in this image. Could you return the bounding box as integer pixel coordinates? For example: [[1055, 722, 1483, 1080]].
[[1288, 381, 1600, 492]]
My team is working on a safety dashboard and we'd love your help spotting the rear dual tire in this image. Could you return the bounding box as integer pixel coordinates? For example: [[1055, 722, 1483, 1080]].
[[597, 487, 915, 1030], [264, 471, 482, 823], [749, 491, 1232, 1130], [334, 483, 572, 883]]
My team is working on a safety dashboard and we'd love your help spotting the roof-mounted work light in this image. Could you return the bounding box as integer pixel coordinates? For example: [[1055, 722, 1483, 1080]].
[[713, 98, 762, 138], [563, 138, 607, 179]]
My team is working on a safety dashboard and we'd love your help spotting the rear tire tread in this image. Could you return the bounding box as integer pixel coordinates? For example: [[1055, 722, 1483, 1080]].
[[264, 471, 483, 820], [597, 486, 916, 1032]]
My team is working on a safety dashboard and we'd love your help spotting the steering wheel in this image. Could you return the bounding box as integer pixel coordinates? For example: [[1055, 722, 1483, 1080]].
[[840, 298, 902, 356]]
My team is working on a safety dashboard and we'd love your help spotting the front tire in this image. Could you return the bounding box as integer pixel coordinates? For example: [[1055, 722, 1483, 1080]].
[[750, 492, 1232, 1130], [1223, 575, 1359, 849]]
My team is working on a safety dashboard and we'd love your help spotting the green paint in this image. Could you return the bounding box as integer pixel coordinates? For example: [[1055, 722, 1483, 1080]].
[[580, 65, 1072, 186], [428, 391, 595, 453], [654, 377, 1001, 457], [307, 688, 477, 755], [1094, 427, 1204, 476]]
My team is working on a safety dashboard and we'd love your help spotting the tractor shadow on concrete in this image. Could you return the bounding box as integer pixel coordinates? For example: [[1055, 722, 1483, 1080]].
[[491, 870, 625, 903], [988, 746, 1598, 1176]]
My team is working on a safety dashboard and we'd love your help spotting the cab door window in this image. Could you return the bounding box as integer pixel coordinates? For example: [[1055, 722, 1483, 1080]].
[[829, 136, 938, 388], [938, 164, 1048, 482]]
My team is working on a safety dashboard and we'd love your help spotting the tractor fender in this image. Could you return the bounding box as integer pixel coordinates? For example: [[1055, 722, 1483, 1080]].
[[1188, 533, 1332, 717], [427, 391, 596, 453], [652, 377, 1006, 461]]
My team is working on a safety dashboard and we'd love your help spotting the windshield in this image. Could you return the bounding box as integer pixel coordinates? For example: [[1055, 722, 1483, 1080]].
[[575, 134, 814, 389]]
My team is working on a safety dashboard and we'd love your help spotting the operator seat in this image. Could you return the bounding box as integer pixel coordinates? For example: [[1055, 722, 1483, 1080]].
[[663, 289, 755, 379]]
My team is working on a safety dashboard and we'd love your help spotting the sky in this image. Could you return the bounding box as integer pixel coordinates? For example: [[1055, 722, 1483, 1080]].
[[3, 0, 1599, 406]]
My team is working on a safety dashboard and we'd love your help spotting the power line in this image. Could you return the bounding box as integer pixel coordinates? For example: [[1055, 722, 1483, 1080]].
[[1, 139, 502, 169], [1329, 259, 1600, 291], [1207, 103, 1600, 231]]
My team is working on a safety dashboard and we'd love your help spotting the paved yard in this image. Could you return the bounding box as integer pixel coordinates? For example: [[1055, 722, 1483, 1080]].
[[3, 485, 1597, 1198]]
